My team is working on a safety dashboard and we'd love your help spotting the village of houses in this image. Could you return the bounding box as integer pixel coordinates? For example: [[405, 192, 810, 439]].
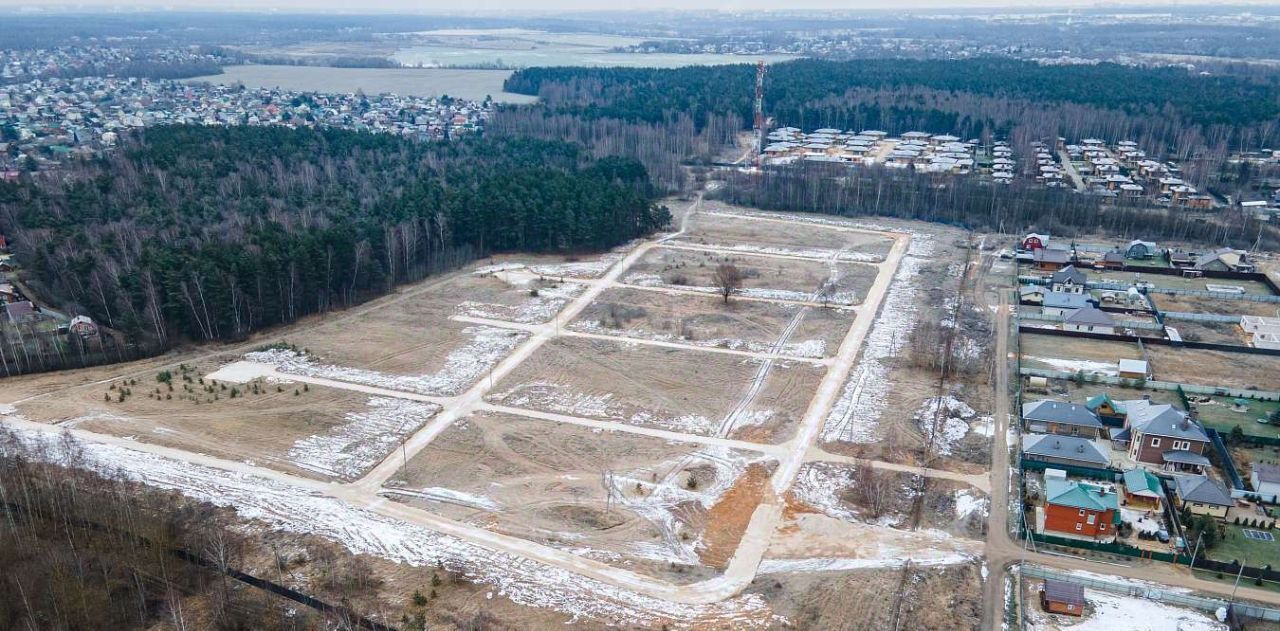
[[1007, 226, 1280, 626]]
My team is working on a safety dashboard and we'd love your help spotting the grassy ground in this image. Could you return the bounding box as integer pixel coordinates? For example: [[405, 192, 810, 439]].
[[1207, 523, 1280, 568], [1194, 397, 1280, 439], [1191, 569, 1280, 593]]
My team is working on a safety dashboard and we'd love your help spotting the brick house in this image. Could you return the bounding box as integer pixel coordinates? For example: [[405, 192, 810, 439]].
[[1042, 470, 1119, 541], [1022, 400, 1105, 439], [1112, 399, 1211, 473]]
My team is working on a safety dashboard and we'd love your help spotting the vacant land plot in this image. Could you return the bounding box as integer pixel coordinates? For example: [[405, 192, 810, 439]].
[[389, 409, 773, 582], [1020, 332, 1142, 376], [671, 211, 895, 261], [1166, 319, 1248, 345], [1146, 346, 1280, 390], [15, 361, 428, 481], [1154, 294, 1280, 319], [1090, 270, 1276, 295], [570, 287, 854, 358], [488, 336, 825, 444], [622, 246, 879, 305]]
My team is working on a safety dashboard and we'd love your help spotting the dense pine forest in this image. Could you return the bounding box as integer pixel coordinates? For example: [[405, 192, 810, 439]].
[[0, 126, 667, 347]]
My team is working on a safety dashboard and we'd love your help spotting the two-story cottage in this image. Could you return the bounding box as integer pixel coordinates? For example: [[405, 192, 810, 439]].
[[1112, 399, 1211, 473], [1049, 265, 1087, 293], [1042, 470, 1119, 541]]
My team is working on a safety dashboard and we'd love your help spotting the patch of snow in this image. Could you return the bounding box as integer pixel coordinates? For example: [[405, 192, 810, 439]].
[[287, 397, 439, 479], [955, 490, 990, 520], [246, 326, 526, 397], [758, 552, 972, 573], [382, 486, 502, 511], [913, 396, 976, 457], [674, 240, 882, 263], [822, 241, 935, 443], [1025, 588, 1227, 631], [570, 319, 827, 359], [457, 282, 585, 324], [1026, 356, 1118, 377], [491, 381, 720, 435], [9, 430, 778, 628]]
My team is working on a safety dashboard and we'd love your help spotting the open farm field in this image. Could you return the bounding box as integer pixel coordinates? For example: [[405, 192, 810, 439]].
[[389, 409, 774, 582], [671, 210, 896, 262], [487, 336, 825, 444], [622, 246, 878, 305], [569, 286, 854, 358]]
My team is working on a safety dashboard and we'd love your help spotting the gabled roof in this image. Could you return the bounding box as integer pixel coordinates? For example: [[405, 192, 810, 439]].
[[1023, 434, 1111, 467], [1047, 477, 1119, 512], [1064, 307, 1115, 327], [1043, 580, 1085, 607], [1123, 468, 1164, 498], [1023, 400, 1104, 429], [1119, 399, 1208, 442], [1050, 265, 1087, 285], [1173, 475, 1233, 507], [1044, 292, 1093, 310], [1034, 248, 1071, 264], [1254, 463, 1280, 485], [1127, 240, 1157, 251], [1020, 285, 1046, 297], [1086, 393, 1125, 414]]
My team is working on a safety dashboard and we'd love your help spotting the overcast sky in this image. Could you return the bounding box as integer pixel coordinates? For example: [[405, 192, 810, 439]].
[[0, 1, 1267, 13]]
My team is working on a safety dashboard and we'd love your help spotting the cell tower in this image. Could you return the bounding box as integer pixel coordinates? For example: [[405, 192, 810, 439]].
[[754, 60, 767, 166]]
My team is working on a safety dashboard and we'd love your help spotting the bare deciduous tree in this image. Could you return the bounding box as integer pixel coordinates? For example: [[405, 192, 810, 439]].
[[713, 263, 743, 304]]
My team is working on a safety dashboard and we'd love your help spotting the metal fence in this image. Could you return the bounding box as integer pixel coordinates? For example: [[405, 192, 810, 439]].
[[1149, 287, 1280, 304], [1019, 310, 1164, 330], [1161, 311, 1243, 324], [1018, 366, 1280, 400], [1020, 565, 1280, 622]]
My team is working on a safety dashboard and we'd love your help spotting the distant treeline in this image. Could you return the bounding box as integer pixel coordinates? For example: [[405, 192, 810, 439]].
[[718, 161, 1279, 251], [0, 126, 667, 346], [505, 58, 1280, 157]]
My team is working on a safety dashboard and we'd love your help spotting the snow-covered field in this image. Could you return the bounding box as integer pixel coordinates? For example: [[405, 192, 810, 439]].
[[1025, 587, 1227, 631], [490, 381, 717, 436], [912, 395, 992, 457], [287, 397, 440, 479], [245, 326, 526, 397], [9, 429, 777, 628], [821, 237, 936, 443], [1025, 357, 1119, 377]]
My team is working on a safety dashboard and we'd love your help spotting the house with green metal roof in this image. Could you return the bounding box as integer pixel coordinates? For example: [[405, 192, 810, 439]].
[[1085, 392, 1127, 426], [1121, 468, 1165, 511], [1042, 470, 1120, 541]]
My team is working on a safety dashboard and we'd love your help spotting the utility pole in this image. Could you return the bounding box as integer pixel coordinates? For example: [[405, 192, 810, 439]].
[[753, 60, 767, 167]]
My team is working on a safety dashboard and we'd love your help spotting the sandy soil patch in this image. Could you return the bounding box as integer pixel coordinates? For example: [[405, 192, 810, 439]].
[[570, 287, 854, 359], [487, 336, 825, 444], [672, 207, 895, 261], [388, 409, 774, 583], [1146, 345, 1280, 390], [623, 246, 878, 305]]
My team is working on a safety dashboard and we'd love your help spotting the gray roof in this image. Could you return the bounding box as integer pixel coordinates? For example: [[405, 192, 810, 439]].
[[1035, 249, 1071, 264], [1064, 307, 1115, 326], [1020, 285, 1045, 297], [1023, 400, 1104, 429], [1044, 292, 1092, 310], [1254, 463, 1280, 485], [1051, 265, 1087, 285], [1022, 434, 1111, 467], [1173, 475, 1234, 507], [1162, 450, 1211, 467], [1043, 579, 1085, 607], [1119, 399, 1208, 442]]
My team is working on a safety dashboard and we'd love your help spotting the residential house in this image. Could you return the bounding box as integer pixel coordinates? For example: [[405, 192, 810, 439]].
[[1042, 472, 1119, 540], [1195, 248, 1255, 273], [1125, 240, 1158, 259], [1019, 285, 1046, 304], [1121, 468, 1165, 511], [1042, 292, 1095, 317], [1023, 400, 1106, 439], [1250, 463, 1280, 503], [1040, 580, 1085, 617], [1085, 393, 1127, 426], [1112, 399, 1211, 473], [1023, 434, 1111, 469], [1172, 475, 1234, 518], [69, 314, 97, 337], [1061, 307, 1115, 334], [5, 300, 36, 323], [1101, 251, 1126, 270], [1050, 265, 1087, 293], [1033, 248, 1071, 271]]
